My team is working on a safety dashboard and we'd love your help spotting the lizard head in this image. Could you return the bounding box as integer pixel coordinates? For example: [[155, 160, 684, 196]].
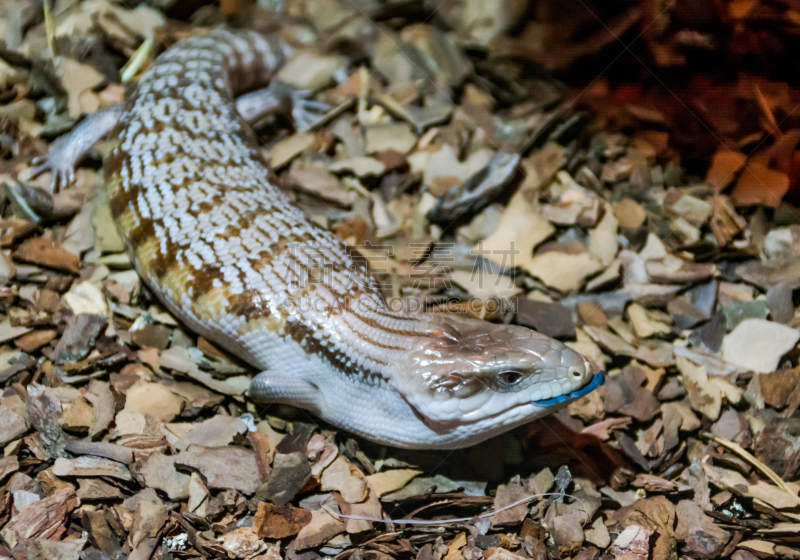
[[396, 314, 603, 437]]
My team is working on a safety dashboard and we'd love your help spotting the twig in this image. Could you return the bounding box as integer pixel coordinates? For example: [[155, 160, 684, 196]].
[[121, 37, 154, 84], [322, 492, 588, 526], [43, 0, 56, 61], [702, 432, 796, 496]]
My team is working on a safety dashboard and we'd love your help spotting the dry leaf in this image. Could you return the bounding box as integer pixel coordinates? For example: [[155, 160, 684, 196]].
[[706, 150, 746, 191], [722, 318, 800, 373], [253, 502, 312, 538], [366, 468, 422, 497], [731, 161, 789, 207]]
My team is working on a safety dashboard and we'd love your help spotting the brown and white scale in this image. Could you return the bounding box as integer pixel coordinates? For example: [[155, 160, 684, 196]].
[[42, 29, 602, 449]]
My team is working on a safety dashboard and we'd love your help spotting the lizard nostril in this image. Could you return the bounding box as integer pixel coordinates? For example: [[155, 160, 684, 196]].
[[571, 369, 583, 378]]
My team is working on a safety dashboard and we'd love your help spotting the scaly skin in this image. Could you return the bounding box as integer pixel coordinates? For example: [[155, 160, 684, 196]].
[[51, 29, 603, 449]]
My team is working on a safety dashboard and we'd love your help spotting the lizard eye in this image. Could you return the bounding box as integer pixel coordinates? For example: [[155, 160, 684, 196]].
[[499, 370, 524, 386]]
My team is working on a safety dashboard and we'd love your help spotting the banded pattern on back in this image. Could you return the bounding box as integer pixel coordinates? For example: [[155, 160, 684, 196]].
[[106, 30, 428, 376]]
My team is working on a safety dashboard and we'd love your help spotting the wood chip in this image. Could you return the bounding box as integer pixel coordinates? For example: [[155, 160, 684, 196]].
[[14, 236, 80, 274]]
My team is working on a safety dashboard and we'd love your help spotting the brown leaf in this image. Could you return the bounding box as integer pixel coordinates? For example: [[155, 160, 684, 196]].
[[603, 364, 660, 422], [759, 367, 800, 408], [490, 480, 533, 527], [85, 380, 115, 438], [335, 486, 383, 533], [175, 446, 260, 495], [248, 430, 273, 483], [675, 500, 730, 559], [545, 505, 583, 557], [53, 456, 132, 480], [128, 489, 168, 560], [52, 313, 107, 365], [77, 478, 124, 502], [257, 445, 311, 506], [677, 355, 721, 421], [0, 217, 37, 247], [253, 502, 312, 539], [366, 468, 422, 497], [293, 503, 346, 550], [706, 150, 746, 191], [444, 533, 467, 560], [483, 548, 527, 560], [287, 159, 352, 205], [612, 495, 676, 533], [14, 329, 56, 352], [731, 161, 789, 207], [1, 486, 77, 548], [123, 381, 184, 423], [0, 405, 28, 446], [580, 417, 632, 441], [612, 525, 652, 560], [219, 527, 264, 559], [173, 415, 248, 452], [132, 451, 190, 500], [320, 456, 368, 503], [14, 236, 80, 274]]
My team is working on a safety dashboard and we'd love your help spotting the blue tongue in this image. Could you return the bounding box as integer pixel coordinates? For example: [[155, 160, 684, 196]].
[[531, 371, 606, 407]]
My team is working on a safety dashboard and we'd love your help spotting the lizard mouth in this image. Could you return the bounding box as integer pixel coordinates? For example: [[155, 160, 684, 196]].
[[530, 371, 606, 407]]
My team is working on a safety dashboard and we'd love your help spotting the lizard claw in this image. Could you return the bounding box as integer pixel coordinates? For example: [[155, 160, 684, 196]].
[[29, 136, 81, 192], [27, 105, 123, 192]]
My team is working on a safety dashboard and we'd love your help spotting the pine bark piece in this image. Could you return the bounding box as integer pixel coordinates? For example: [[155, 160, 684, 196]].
[[1, 487, 77, 548]]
